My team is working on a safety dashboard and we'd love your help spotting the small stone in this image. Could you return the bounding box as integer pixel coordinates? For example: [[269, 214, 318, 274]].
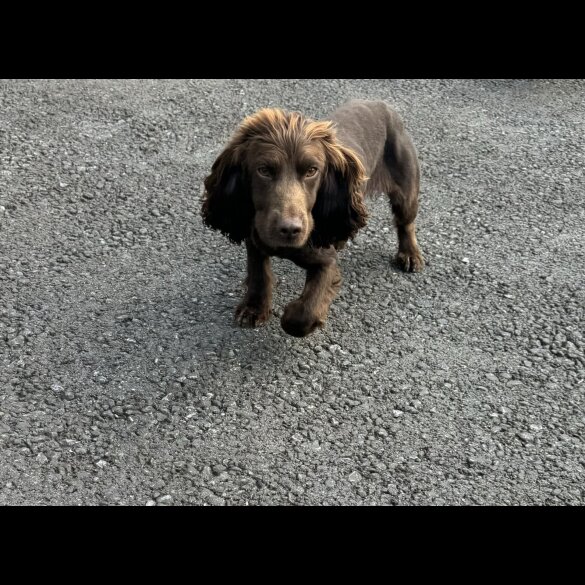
[[485, 373, 499, 382], [8, 335, 25, 347], [145, 500, 156, 506], [462, 257, 469, 263], [150, 208, 161, 217], [0, 205, 5, 214], [201, 489, 225, 506], [348, 471, 362, 483], [517, 432, 534, 443], [392, 409, 403, 417], [51, 383, 64, 393], [36, 453, 49, 464], [96, 460, 108, 468], [325, 479, 336, 488], [309, 440, 321, 451], [211, 463, 227, 475], [157, 495, 173, 505]]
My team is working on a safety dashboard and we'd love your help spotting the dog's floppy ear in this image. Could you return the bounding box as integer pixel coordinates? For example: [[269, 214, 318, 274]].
[[201, 140, 253, 245], [311, 140, 368, 248]]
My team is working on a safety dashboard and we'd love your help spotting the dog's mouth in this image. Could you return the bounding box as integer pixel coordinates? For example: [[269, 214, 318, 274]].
[[274, 231, 308, 248], [254, 219, 310, 250], [262, 232, 308, 250]]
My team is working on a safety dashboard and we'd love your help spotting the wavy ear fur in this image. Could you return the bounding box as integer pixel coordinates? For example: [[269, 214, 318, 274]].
[[201, 141, 253, 244], [310, 140, 368, 248]]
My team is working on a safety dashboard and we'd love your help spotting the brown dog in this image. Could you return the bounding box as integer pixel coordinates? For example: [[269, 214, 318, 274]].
[[201, 99, 424, 337]]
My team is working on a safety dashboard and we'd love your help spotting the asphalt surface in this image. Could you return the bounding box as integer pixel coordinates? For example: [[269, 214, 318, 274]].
[[1, 79, 584, 506]]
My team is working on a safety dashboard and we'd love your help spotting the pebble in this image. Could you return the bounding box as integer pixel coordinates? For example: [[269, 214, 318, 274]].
[[157, 495, 173, 505], [392, 409, 404, 417], [201, 489, 226, 506], [517, 432, 534, 443], [145, 500, 157, 506], [348, 471, 362, 483], [36, 453, 49, 464]]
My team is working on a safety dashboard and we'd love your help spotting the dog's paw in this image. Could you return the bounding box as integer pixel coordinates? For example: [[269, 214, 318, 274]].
[[281, 301, 324, 337], [235, 303, 271, 328], [396, 248, 425, 273]]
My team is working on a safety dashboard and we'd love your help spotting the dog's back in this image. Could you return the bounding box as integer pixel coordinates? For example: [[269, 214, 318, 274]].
[[330, 99, 419, 198]]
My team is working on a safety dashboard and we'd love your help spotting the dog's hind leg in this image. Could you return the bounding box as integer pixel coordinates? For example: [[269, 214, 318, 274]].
[[382, 130, 424, 272], [390, 186, 424, 272]]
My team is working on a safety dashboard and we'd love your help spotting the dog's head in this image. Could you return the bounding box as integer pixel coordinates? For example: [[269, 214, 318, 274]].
[[201, 108, 368, 249]]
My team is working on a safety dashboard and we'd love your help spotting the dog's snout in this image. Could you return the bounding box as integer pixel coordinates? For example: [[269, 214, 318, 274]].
[[278, 217, 303, 238]]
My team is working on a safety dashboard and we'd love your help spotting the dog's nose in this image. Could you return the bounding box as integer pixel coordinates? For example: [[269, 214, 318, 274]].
[[279, 218, 303, 238]]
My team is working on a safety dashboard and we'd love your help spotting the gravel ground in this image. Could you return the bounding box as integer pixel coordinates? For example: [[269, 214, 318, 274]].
[[1, 79, 584, 506]]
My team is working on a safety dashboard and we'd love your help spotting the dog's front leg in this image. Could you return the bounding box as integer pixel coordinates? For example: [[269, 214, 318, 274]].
[[235, 238, 273, 327], [281, 246, 341, 337]]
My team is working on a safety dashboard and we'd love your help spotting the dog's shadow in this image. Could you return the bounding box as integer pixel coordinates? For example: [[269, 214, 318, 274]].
[[64, 264, 312, 400]]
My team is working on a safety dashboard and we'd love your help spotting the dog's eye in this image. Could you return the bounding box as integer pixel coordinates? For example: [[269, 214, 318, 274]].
[[257, 166, 272, 177], [305, 167, 319, 178]]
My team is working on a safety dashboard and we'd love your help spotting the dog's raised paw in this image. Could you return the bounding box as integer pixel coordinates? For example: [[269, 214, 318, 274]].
[[281, 300, 324, 337]]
